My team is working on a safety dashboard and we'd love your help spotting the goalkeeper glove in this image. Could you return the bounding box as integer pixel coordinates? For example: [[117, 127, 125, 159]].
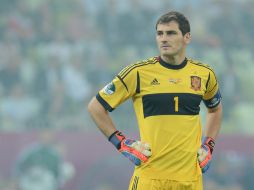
[[197, 137, 215, 173], [108, 131, 151, 166]]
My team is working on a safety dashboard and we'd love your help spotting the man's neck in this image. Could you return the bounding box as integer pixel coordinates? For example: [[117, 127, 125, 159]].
[[161, 54, 186, 65]]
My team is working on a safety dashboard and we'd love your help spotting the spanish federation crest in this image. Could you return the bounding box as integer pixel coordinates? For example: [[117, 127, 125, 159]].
[[190, 76, 201, 91]]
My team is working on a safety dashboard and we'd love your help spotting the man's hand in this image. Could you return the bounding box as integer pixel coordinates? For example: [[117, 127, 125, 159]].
[[109, 131, 152, 166], [198, 137, 215, 173]]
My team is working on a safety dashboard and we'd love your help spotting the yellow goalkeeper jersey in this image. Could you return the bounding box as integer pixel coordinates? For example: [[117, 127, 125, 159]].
[[96, 56, 221, 181]]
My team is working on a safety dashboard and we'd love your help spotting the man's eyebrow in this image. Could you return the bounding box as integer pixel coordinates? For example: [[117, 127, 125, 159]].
[[156, 30, 178, 33], [166, 30, 178, 33]]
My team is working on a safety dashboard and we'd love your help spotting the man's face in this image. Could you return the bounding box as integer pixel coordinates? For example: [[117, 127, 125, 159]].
[[156, 21, 190, 57]]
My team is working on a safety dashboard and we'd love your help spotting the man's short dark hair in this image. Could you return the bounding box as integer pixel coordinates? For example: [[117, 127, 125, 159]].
[[156, 11, 190, 36]]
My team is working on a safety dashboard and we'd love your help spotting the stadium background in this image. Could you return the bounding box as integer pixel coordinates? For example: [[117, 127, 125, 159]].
[[0, 0, 254, 189]]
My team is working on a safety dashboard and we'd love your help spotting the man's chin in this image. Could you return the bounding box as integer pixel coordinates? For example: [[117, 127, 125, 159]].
[[161, 52, 176, 57]]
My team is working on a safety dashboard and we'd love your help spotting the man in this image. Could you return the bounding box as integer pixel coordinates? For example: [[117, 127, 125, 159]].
[[88, 11, 222, 190]]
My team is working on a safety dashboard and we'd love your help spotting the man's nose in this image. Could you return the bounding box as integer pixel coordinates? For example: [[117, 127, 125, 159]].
[[160, 34, 169, 41]]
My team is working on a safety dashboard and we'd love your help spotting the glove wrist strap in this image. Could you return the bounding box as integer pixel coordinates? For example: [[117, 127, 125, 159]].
[[203, 137, 215, 153], [108, 131, 125, 150]]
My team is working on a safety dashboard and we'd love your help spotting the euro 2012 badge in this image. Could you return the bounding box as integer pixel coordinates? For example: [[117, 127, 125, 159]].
[[103, 82, 115, 95]]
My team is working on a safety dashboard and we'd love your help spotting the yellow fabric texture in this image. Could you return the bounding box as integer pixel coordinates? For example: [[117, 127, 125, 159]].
[[98, 57, 219, 181]]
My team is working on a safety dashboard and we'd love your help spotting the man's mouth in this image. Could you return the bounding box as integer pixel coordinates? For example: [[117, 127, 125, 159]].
[[161, 44, 171, 48]]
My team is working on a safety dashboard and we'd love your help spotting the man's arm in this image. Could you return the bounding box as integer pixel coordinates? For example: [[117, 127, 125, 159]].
[[204, 102, 223, 140], [87, 96, 117, 138], [87, 96, 151, 166], [198, 102, 222, 173]]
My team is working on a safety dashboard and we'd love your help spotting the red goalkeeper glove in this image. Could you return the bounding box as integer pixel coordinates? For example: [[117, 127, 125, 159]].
[[108, 131, 151, 166], [198, 137, 215, 173]]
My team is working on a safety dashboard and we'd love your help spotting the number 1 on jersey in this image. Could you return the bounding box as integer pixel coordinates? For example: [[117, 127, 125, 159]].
[[174, 96, 179, 112]]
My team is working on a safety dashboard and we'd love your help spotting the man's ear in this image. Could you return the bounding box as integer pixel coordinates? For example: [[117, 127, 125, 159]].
[[184, 32, 191, 44]]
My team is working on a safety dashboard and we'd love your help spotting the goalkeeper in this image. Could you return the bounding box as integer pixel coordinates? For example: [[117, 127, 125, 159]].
[[88, 11, 222, 190]]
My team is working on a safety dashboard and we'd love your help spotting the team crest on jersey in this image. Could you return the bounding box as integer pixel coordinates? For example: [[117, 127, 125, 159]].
[[190, 76, 201, 91], [103, 82, 115, 95]]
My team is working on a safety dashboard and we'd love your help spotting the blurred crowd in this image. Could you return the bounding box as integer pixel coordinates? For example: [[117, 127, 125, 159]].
[[0, 0, 254, 132], [203, 152, 254, 190], [0, 0, 254, 189]]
